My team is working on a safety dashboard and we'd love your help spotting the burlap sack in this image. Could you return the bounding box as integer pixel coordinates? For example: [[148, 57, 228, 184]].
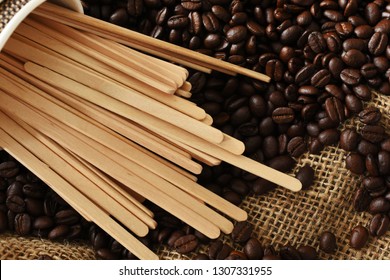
[[1, 91, 389, 260]]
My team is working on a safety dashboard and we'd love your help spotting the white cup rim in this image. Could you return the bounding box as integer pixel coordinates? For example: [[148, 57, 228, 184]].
[[0, 0, 83, 51]]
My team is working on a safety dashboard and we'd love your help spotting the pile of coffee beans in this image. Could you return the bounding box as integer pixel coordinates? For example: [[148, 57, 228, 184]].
[[0, 150, 90, 242], [79, 0, 390, 256]]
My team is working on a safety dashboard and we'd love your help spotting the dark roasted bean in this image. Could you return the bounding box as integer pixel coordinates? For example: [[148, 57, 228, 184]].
[[319, 231, 337, 253], [231, 221, 253, 243], [350, 225, 369, 249], [174, 234, 198, 254], [369, 214, 390, 237]]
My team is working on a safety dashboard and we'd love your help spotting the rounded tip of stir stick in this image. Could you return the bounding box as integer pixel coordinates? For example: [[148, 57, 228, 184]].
[[287, 177, 302, 192]]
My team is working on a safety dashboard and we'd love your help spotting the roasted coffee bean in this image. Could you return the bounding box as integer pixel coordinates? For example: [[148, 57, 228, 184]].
[[378, 150, 390, 175], [359, 107, 381, 125], [346, 153, 365, 174], [0, 211, 8, 232], [369, 197, 390, 214], [366, 154, 380, 176], [25, 198, 44, 217], [363, 176, 386, 197], [361, 63, 378, 79], [353, 84, 372, 101], [208, 240, 233, 260], [318, 128, 340, 146], [262, 245, 281, 260], [266, 155, 295, 172], [193, 253, 210, 260], [308, 31, 327, 53], [350, 225, 369, 249], [33, 216, 54, 230], [343, 38, 366, 52], [22, 183, 46, 199], [48, 224, 70, 240], [181, 0, 202, 11], [226, 25, 247, 44], [298, 85, 319, 95], [341, 49, 366, 68], [109, 8, 128, 26], [211, 5, 230, 23], [0, 161, 19, 178], [14, 213, 31, 236], [280, 25, 304, 45], [230, 106, 251, 126], [295, 64, 316, 85], [243, 238, 263, 260], [174, 234, 198, 254], [327, 57, 344, 79], [361, 125, 386, 143], [366, 2, 382, 26], [335, 21, 354, 37], [319, 231, 337, 253], [272, 107, 295, 124], [325, 97, 345, 123], [340, 68, 361, 86], [265, 59, 284, 82], [297, 245, 318, 260], [6, 195, 25, 213], [167, 14, 189, 29], [355, 25, 374, 39], [345, 94, 363, 114], [262, 136, 278, 159], [167, 230, 185, 248], [353, 187, 371, 212], [311, 69, 331, 88], [280, 245, 302, 260], [287, 137, 306, 158], [368, 32, 388, 55], [224, 250, 247, 260], [358, 139, 380, 156], [369, 214, 390, 237], [375, 19, 390, 34], [55, 209, 80, 225], [127, 0, 143, 17], [326, 33, 343, 53], [231, 221, 253, 243]]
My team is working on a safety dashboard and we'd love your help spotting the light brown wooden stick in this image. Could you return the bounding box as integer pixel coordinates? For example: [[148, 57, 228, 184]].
[[12, 25, 207, 121], [0, 123, 158, 260], [24, 61, 298, 197], [32, 10, 213, 74], [0, 75, 241, 226], [35, 3, 271, 82], [0, 90, 223, 238], [0, 55, 198, 182], [4, 38, 224, 144], [18, 121, 156, 228], [24, 17, 180, 94], [0, 67, 203, 176], [0, 103, 150, 237]]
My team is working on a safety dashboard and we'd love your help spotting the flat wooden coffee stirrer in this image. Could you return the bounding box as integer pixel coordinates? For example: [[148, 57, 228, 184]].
[[0, 124, 158, 260], [22, 61, 301, 192], [0, 108, 150, 237], [14, 22, 206, 121]]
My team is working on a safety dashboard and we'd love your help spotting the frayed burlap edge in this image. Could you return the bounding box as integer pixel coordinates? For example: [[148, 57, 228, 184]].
[[1, 92, 389, 260], [0, 232, 96, 260]]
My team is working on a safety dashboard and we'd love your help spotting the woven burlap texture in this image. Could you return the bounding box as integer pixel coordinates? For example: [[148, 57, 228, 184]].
[[1, 91, 389, 260]]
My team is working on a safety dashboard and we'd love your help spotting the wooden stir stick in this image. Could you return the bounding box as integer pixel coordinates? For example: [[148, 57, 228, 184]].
[[0, 119, 159, 260], [34, 3, 271, 82], [3, 37, 225, 145]]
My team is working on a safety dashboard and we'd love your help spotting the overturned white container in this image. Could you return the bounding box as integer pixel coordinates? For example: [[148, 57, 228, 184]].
[[0, 0, 83, 50]]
